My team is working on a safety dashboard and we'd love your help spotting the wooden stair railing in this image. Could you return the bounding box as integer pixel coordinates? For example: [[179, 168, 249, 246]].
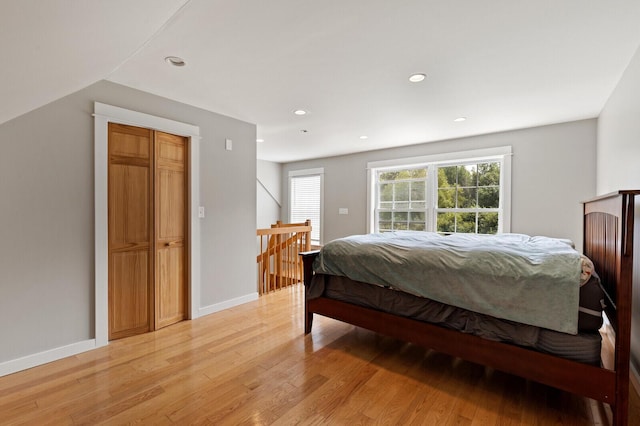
[[257, 220, 312, 294]]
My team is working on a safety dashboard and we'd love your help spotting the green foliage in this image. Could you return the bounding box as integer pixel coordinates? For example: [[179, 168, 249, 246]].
[[438, 188, 455, 208], [437, 162, 500, 209], [377, 162, 500, 234], [478, 212, 499, 234], [437, 212, 455, 233], [478, 162, 500, 186], [456, 213, 477, 233], [478, 187, 499, 208]]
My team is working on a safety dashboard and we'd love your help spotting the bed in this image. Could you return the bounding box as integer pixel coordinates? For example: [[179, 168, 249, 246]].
[[301, 190, 637, 425]]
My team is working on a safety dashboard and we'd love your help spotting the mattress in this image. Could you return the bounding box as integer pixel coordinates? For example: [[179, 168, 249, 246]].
[[308, 273, 603, 365], [313, 232, 586, 333]]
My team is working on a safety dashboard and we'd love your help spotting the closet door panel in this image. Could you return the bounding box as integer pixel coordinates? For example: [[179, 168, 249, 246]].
[[154, 131, 187, 329], [108, 123, 153, 340]]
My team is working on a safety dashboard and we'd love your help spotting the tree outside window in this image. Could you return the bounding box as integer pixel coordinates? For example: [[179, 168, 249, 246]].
[[374, 160, 502, 235]]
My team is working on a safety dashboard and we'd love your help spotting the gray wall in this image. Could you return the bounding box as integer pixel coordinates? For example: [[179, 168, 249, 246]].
[[257, 159, 282, 229], [597, 43, 640, 374], [282, 119, 597, 250], [0, 80, 257, 363]]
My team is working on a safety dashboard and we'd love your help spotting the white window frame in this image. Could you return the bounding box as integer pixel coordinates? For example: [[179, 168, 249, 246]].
[[288, 167, 324, 245], [94, 102, 201, 348], [367, 146, 511, 234]]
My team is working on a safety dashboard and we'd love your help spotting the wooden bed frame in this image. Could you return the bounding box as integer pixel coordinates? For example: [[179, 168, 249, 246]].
[[301, 190, 637, 425]]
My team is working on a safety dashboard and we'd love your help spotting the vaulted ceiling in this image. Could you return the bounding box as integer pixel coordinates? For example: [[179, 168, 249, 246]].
[[2, 0, 640, 162]]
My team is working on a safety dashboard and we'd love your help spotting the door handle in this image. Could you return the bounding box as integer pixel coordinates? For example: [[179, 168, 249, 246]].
[[165, 241, 178, 247]]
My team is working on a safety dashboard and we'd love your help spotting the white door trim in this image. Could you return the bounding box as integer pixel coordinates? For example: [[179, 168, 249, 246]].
[[93, 102, 201, 347]]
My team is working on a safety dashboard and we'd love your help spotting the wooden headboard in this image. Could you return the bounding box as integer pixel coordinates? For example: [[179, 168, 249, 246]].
[[583, 190, 637, 333]]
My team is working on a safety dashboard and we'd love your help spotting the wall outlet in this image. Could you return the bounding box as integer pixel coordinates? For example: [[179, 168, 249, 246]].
[[198, 206, 205, 218], [339, 208, 348, 215], [225, 138, 233, 151]]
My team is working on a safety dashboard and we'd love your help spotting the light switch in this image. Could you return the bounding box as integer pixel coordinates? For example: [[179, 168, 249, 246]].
[[198, 206, 205, 218], [339, 208, 349, 215], [225, 138, 233, 151]]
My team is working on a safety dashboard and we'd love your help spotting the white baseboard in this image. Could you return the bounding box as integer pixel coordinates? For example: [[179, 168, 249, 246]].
[[0, 339, 96, 378], [0, 293, 259, 378], [198, 292, 259, 317]]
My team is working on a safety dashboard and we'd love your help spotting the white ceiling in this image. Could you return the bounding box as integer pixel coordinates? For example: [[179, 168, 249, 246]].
[[3, 1, 640, 163]]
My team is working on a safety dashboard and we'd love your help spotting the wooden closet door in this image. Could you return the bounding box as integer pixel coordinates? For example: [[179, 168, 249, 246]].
[[108, 123, 154, 340], [154, 131, 188, 329], [108, 124, 188, 339]]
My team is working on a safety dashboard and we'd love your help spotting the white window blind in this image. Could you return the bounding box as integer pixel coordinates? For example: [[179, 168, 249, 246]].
[[289, 169, 323, 244]]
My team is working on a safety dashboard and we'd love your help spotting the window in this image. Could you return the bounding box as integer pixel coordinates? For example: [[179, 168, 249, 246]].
[[377, 168, 427, 231], [289, 168, 323, 245], [368, 147, 511, 235]]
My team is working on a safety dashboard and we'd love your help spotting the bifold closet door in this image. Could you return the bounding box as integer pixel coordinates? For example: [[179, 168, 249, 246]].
[[108, 123, 154, 340], [108, 123, 187, 340], [154, 131, 187, 329]]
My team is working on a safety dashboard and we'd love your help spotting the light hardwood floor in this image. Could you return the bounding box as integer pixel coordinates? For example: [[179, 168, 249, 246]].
[[1, 284, 638, 425]]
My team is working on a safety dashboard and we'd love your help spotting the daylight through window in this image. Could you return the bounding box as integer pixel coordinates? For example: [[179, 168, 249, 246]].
[[369, 148, 510, 235], [289, 168, 323, 245]]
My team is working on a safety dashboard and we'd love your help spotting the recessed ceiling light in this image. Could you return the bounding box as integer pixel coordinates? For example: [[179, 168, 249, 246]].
[[293, 109, 307, 116], [165, 56, 186, 67], [256, 138, 264, 143], [359, 135, 368, 140], [408, 73, 426, 83], [454, 117, 467, 122]]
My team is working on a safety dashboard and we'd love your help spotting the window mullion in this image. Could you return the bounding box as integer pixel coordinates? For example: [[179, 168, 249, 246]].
[[426, 166, 437, 232]]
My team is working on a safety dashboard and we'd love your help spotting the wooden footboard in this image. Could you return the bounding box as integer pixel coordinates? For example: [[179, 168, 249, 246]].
[[301, 190, 638, 425]]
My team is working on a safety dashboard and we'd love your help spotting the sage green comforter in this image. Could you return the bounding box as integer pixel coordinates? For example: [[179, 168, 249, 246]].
[[313, 232, 582, 334]]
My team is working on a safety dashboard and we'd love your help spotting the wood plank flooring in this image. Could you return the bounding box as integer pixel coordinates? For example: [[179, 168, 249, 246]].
[[0, 284, 638, 425]]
